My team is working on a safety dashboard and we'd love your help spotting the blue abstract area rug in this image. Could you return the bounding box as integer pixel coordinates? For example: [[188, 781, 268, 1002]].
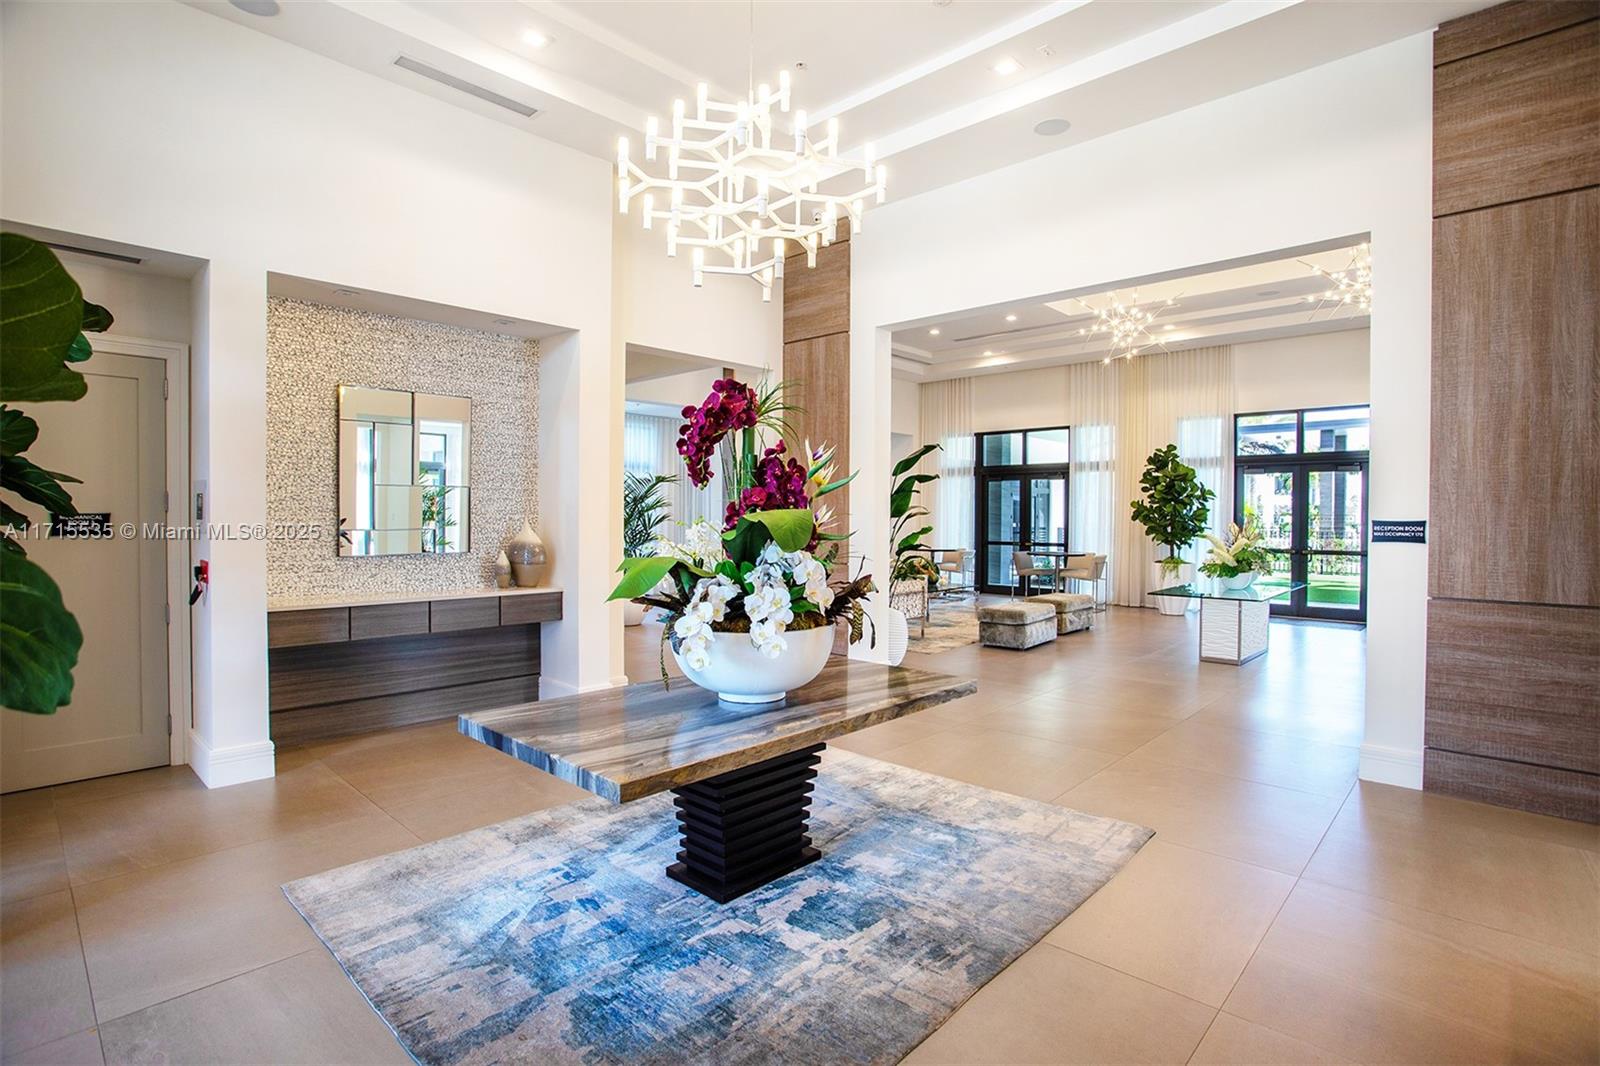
[[283, 751, 1151, 1065]]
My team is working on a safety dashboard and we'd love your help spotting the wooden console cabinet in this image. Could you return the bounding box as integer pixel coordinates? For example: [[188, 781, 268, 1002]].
[[267, 587, 561, 746]]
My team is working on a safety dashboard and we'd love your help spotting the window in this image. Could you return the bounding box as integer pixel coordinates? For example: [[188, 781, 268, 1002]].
[[1302, 406, 1370, 453], [1236, 412, 1297, 456], [1235, 406, 1370, 457]]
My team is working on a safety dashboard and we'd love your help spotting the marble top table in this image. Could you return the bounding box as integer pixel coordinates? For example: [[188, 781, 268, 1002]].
[[460, 659, 975, 902], [1149, 580, 1306, 665]]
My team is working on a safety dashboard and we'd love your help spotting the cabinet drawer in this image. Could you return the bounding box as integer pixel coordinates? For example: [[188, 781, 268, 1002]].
[[501, 592, 562, 626], [430, 597, 500, 632], [351, 601, 429, 641], [267, 607, 349, 649]]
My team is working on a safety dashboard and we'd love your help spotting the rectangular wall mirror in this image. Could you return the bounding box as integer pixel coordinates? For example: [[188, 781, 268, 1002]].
[[338, 385, 471, 556]]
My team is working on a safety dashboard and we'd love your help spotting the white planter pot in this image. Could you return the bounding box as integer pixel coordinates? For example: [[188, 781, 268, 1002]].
[[1151, 560, 1193, 616], [623, 601, 646, 627], [1219, 572, 1256, 591], [672, 625, 834, 704], [883, 607, 910, 667]]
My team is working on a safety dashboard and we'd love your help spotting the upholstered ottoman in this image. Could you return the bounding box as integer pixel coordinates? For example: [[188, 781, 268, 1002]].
[[1026, 592, 1096, 635], [977, 601, 1057, 650]]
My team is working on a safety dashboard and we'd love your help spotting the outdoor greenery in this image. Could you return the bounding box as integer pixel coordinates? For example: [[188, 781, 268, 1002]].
[[889, 443, 940, 584], [1129, 444, 1214, 572], [622, 470, 676, 558], [0, 233, 109, 714]]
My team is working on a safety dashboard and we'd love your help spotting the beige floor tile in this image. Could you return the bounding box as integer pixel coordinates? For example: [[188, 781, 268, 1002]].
[[2, 1028, 105, 1066], [974, 698, 1190, 756], [0, 812, 69, 903], [97, 949, 411, 1065], [0, 890, 96, 1057], [1058, 762, 1344, 875], [1046, 839, 1295, 1006], [48, 766, 204, 810], [1350, 779, 1600, 853], [72, 811, 419, 1023], [1224, 880, 1600, 1064], [1186, 693, 1365, 749], [383, 773, 589, 842], [1189, 1013, 1348, 1064], [830, 711, 963, 758], [1117, 717, 1359, 799], [905, 943, 1215, 1064], [0, 790, 56, 822], [1303, 789, 1599, 954], [53, 763, 386, 885], [877, 728, 1118, 803]]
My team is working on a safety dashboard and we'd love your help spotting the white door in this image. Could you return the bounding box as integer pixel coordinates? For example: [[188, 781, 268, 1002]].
[[2, 350, 170, 791]]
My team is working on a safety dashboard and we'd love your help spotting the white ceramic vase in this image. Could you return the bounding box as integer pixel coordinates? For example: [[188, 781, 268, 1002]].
[[623, 601, 646, 627], [494, 550, 512, 589], [673, 625, 834, 704], [507, 520, 547, 587], [1151, 560, 1193, 616], [883, 607, 910, 667], [1219, 572, 1256, 591]]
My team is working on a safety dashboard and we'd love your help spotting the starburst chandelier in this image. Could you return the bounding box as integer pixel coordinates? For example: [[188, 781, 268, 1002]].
[[1074, 293, 1179, 363], [1302, 243, 1372, 318], [616, 63, 885, 302]]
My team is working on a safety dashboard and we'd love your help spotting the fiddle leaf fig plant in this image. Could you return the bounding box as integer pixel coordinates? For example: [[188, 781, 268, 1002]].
[[1129, 444, 1214, 574], [0, 232, 111, 714]]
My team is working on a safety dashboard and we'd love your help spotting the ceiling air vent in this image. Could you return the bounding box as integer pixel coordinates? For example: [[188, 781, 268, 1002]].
[[392, 56, 538, 118]]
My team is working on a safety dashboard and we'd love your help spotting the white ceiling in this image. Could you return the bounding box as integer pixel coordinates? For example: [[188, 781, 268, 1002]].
[[891, 239, 1373, 381], [188, 0, 1496, 199]]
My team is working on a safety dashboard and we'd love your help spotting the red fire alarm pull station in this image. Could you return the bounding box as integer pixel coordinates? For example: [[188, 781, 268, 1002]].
[[189, 560, 209, 606]]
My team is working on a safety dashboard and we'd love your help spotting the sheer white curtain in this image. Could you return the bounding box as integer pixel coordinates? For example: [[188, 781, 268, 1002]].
[[623, 413, 721, 532], [1062, 359, 1125, 601], [1112, 345, 1235, 606], [917, 378, 976, 555]]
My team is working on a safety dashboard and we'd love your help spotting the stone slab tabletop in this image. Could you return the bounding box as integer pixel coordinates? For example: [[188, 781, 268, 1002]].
[[460, 659, 976, 803]]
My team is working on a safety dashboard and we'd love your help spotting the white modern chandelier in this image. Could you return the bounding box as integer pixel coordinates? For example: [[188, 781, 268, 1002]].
[[1075, 293, 1179, 362], [1302, 243, 1372, 318], [616, 67, 886, 301]]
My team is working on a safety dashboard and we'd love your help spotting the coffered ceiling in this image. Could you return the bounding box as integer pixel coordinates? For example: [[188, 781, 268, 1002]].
[[190, 0, 1494, 199], [891, 239, 1373, 381]]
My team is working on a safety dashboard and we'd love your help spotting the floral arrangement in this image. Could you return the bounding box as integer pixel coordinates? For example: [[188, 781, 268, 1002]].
[[608, 377, 874, 673], [1199, 519, 1277, 578]]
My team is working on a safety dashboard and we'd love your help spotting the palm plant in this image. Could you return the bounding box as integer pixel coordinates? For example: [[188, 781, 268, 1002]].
[[890, 443, 941, 583], [623, 471, 677, 558]]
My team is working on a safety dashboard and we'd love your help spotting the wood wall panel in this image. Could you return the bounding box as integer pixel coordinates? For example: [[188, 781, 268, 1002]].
[[782, 241, 851, 344], [1424, 749, 1599, 823], [1425, 599, 1600, 773], [270, 676, 540, 747], [350, 601, 429, 641], [1433, 0, 1597, 65], [1434, 20, 1600, 217], [269, 625, 539, 712], [500, 591, 563, 626], [1428, 188, 1599, 606], [784, 333, 851, 563], [266, 607, 348, 649]]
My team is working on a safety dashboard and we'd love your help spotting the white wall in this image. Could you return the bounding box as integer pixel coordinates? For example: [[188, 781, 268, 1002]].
[[58, 256, 193, 347], [626, 367, 723, 409], [853, 37, 1433, 789], [891, 378, 921, 438], [2, 0, 620, 785], [1233, 328, 1370, 412]]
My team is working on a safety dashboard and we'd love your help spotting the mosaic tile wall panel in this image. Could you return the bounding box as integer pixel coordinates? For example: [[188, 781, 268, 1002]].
[[266, 297, 539, 600]]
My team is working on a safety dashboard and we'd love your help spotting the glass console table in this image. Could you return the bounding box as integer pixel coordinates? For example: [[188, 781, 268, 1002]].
[[1148, 581, 1306, 665]]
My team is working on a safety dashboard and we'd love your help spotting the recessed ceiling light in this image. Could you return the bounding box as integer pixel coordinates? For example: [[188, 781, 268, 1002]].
[[1005, 314, 1017, 322], [522, 28, 551, 48], [992, 56, 1021, 77], [229, 0, 280, 14], [982, 350, 993, 356], [929, 328, 941, 335], [1163, 324, 1175, 330], [1033, 118, 1072, 136]]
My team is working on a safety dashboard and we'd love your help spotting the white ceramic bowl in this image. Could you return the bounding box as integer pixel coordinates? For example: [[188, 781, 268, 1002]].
[[673, 624, 834, 704]]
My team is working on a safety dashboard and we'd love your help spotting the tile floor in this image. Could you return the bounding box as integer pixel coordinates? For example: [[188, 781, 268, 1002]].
[[2, 606, 1596, 1064]]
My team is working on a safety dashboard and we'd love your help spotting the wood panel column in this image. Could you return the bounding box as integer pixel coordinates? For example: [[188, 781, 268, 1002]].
[[782, 232, 851, 569], [1425, 1, 1599, 821]]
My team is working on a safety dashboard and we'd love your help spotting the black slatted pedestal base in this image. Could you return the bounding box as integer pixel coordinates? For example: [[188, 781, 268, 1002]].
[[666, 743, 825, 903]]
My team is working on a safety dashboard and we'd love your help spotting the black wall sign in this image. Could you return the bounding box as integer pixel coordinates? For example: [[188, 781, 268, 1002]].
[[1372, 520, 1426, 544], [48, 513, 113, 538]]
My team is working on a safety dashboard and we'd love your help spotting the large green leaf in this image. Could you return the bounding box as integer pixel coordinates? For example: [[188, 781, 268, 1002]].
[[0, 549, 82, 713], [0, 407, 38, 456], [892, 442, 940, 478], [733, 508, 814, 553], [607, 555, 680, 601], [0, 235, 90, 403], [65, 334, 93, 363], [1, 454, 78, 516], [80, 301, 114, 333], [890, 474, 937, 518]]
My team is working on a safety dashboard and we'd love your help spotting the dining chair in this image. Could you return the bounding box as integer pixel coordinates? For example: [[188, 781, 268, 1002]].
[[1010, 550, 1058, 598], [936, 549, 970, 596]]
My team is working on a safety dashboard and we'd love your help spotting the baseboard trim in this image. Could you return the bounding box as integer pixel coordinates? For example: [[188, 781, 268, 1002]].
[[1359, 743, 1423, 789], [187, 731, 276, 789]]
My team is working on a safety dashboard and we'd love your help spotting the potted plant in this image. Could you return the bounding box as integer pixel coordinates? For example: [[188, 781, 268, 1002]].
[[620, 470, 676, 626], [1200, 519, 1276, 589], [886, 443, 940, 651], [1129, 444, 1215, 616], [607, 378, 874, 703]]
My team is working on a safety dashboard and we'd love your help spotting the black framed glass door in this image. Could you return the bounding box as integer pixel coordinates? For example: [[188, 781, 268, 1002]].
[[974, 426, 1073, 594], [1237, 460, 1368, 620]]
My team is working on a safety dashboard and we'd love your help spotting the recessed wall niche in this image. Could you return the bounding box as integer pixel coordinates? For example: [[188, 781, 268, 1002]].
[[266, 296, 539, 600]]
